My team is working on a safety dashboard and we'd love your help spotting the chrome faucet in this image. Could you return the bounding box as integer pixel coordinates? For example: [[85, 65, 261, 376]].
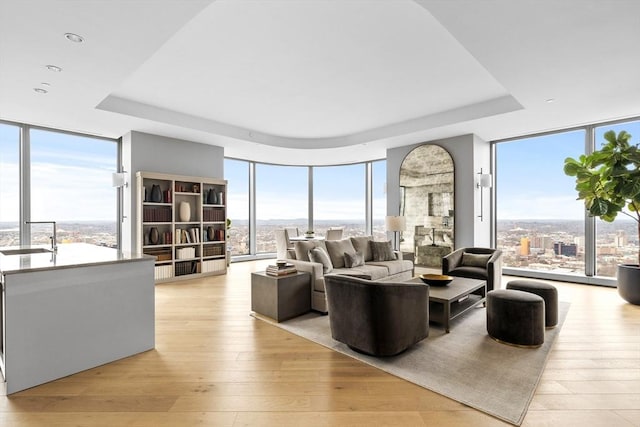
[[25, 221, 57, 252]]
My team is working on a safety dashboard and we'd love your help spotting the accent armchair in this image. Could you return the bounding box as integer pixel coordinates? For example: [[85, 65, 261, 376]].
[[324, 274, 429, 356], [442, 247, 503, 292]]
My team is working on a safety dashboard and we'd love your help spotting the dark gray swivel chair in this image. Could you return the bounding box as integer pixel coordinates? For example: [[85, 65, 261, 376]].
[[324, 274, 429, 356]]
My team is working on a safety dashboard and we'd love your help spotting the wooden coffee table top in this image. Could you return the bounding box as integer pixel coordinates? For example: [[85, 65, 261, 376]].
[[407, 276, 486, 302]]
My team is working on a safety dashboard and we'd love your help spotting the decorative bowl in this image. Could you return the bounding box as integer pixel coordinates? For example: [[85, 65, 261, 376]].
[[419, 274, 453, 286]]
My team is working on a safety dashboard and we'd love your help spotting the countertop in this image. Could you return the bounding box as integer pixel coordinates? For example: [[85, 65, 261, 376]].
[[0, 243, 154, 275]]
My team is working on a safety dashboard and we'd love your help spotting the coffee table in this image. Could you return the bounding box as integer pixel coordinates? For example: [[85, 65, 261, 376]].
[[408, 276, 486, 333]]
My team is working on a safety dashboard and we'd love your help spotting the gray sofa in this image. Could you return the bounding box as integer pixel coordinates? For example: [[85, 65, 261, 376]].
[[282, 236, 414, 313]]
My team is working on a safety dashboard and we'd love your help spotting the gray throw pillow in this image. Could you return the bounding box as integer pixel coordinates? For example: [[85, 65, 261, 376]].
[[324, 238, 357, 268], [294, 240, 325, 261], [308, 247, 333, 273], [370, 240, 397, 261], [461, 252, 491, 267], [350, 236, 373, 261], [344, 251, 364, 268]]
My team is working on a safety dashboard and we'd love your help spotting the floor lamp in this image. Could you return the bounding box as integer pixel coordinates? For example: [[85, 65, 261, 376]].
[[385, 215, 406, 252]]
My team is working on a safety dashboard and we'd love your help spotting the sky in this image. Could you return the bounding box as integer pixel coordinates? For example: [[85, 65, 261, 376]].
[[0, 124, 117, 222], [497, 121, 640, 221]]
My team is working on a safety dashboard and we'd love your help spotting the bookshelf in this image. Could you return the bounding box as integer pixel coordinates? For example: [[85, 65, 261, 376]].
[[136, 171, 228, 282]]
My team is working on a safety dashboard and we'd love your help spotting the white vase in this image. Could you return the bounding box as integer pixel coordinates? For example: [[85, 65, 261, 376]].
[[179, 201, 191, 222]]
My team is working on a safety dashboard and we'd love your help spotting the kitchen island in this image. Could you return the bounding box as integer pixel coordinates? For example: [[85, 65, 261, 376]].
[[0, 243, 155, 394]]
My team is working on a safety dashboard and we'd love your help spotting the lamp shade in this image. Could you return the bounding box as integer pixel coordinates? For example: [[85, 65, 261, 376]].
[[385, 215, 406, 232], [111, 172, 127, 188]]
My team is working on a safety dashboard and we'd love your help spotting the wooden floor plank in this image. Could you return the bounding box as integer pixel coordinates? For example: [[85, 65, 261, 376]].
[[0, 260, 638, 427]]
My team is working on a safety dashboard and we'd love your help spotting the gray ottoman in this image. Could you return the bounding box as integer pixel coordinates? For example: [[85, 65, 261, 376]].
[[487, 289, 545, 347], [507, 279, 558, 328]]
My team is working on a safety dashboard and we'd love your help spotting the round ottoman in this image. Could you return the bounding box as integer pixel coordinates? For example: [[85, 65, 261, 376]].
[[487, 289, 545, 347], [507, 279, 558, 328]]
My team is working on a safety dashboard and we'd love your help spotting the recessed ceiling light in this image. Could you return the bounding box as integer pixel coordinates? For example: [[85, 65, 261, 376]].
[[34, 88, 48, 94], [46, 64, 62, 72], [545, 98, 556, 103], [41, 82, 51, 87], [64, 32, 84, 43]]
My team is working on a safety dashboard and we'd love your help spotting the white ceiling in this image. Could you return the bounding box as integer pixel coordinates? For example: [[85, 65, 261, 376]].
[[1, 0, 639, 165]]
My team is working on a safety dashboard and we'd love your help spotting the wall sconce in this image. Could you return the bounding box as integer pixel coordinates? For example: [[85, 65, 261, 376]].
[[476, 168, 493, 222], [111, 172, 128, 188], [385, 215, 406, 251]]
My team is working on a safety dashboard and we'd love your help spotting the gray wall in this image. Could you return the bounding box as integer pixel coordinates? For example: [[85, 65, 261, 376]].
[[387, 134, 491, 250], [121, 131, 224, 251]]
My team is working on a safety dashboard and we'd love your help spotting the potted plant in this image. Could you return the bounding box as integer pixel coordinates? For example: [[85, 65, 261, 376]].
[[563, 130, 640, 304]]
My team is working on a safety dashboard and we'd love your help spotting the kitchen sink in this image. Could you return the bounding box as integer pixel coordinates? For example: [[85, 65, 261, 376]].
[[0, 247, 52, 256]]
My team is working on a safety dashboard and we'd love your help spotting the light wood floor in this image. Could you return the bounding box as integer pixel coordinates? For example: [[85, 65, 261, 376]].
[[1, 260, 639, 426]]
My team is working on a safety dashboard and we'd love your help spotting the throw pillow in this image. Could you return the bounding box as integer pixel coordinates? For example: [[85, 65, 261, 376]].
[[370, 240, 397, 262], [350, 236, 374, 261], [325, 238, 357, 268], [294, 240, 325, 262], [308, 247, 333, 273], [344, 251, 364, 268], [461, 252, 491, 268]]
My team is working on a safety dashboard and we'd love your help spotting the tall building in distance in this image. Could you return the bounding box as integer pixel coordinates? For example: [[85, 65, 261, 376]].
[[520, 237, 530, 256], [554, 241, 578, 257], [615, 230, 627, 247]]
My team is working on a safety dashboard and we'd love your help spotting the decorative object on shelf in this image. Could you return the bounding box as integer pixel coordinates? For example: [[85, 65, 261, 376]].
[[385, 215, 406, 251], [207, 226, 215, 241], [304, 230, 315, 238], [208, 189, 217, 204], [564, 130, 640, 305], [150, 184, 163, 203], [149, 227, 159, 245], [218, 191, 224, 205], [179, 201, 191, 222], [419, 273, 453, 286], [193, 184, 199, 193]]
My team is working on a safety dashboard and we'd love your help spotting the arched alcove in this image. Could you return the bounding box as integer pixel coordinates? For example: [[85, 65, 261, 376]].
[[399, 144, 454, 267]]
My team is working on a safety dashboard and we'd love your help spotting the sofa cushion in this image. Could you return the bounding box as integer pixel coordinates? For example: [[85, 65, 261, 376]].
[[350, 236, 374, 261], [462, 252, 491, 268], [294, 240, 327, 262], [344, 251, 365, 268], [370, 240, 397, 261], [448, 266, 488, 280], [309, 246, 333, 273], [332, 264, 389, 281], [325, 238, 357, 268], [366, 260, 413, 276]]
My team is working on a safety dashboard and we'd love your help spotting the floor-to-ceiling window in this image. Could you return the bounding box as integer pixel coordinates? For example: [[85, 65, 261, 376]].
[[223, 159, 384, 259], [313, 164, 366, 237], [593, 120, 640, 277], [0, 123, 20, 247], [0, 121, 119, 248], [224, 158, 250, 256], [255, 164, 308, 253], [495, 116, 640, 282], [29, 128, 117, 247], [372, 160, 387, 240], [496, 130, 586, 276]]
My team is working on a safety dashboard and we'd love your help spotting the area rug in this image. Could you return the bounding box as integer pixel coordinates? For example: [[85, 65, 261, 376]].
[[253, 301, 569, 426]]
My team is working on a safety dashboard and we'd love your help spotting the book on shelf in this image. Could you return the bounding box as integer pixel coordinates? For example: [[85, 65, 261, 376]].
[[266, 264, 297, 276]]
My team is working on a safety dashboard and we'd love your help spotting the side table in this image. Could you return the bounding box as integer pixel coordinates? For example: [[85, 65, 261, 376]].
[[251, 271, 311, 322]]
